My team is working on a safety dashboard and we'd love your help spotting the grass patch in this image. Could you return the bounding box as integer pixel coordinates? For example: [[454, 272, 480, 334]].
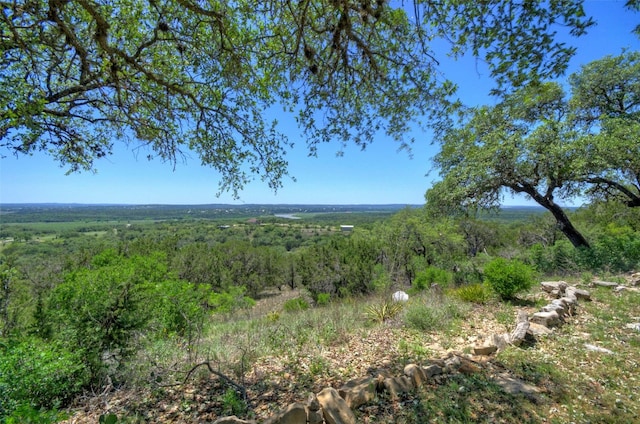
[[402, 295, 468, 332]]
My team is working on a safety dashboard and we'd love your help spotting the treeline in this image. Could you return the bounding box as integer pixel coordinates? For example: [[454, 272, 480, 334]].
[[0, 203, 406, 224], [0, 201, 639, 420]]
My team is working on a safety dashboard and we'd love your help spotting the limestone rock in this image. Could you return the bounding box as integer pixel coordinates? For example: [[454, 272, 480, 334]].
[[392, 290, 409, 302], [594, 280, 619, 288], [566, 286, 591, 301], [308, 409, 324, 424], [494, 373, 540, 401], [629, 272, 640, 286], [457, 357, 482, 375], [213, 416, 255, 424], [383, 376, 414, 399], [473, 333, 509, 355], [625, 323, 640, 332], [338, 376, 377, 409], [423, 364, 444, 378], [527, 322, 554, 336], [404, 364, 427, 387], [493, 333, 510, 350], [444, 354, 461, 371], [541, 303, 566, 317], [540, 281, 568, 294], [317, 387, 356, 424], [307, 393, 320, 411], [531, 310, 561, 328], [585, 343, 614, 354], [473, 343, 497, 356], [510, 311, 530, 345], [264, 403, 307, 424]]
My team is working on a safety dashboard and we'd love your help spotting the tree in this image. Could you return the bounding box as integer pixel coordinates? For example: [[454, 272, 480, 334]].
[[569, 51, 640, 207], [428, 82, 591, 248], [428, 52, 640, 249], [1, 1, 595, 195]]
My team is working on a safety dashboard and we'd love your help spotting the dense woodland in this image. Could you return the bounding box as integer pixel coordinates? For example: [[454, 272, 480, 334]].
[[1, 201, 639, 421]]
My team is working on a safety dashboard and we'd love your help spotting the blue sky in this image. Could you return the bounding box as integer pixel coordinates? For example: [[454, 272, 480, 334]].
[[1, 1, 638, 206]]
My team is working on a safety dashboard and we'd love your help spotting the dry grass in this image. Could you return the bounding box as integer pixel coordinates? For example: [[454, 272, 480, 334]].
[[62, 281, 640, 423]]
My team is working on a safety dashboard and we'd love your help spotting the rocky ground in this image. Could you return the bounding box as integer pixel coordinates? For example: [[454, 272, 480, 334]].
[[62, 275, 640, 423]]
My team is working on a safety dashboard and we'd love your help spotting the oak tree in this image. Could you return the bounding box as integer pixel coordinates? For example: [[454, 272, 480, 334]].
[[569, 51, 640, 207], [1, 0, 594, 195], [427, 82, 591, 248], [427, 52, 640, 249]]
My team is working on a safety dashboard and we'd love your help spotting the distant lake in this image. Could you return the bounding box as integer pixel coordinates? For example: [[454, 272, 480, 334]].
[[274, 214, 301, 220]]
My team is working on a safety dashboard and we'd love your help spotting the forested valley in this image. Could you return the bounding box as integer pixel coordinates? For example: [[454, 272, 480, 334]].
[[1, 202, 639, 423]]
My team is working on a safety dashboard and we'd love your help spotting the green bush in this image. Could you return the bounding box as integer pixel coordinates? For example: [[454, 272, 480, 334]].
[[5, 404, 67, 424], [0, 338, 88, 420], [209, 286, 256, 314], [412, 267, 451, 291], [451, 283, 491, 304], [48, 253, 165, 378], [154, 279, 211, 336], [316, 293, 331, 306], [483, 257, 535, 300], [283, 297, 309, 312]]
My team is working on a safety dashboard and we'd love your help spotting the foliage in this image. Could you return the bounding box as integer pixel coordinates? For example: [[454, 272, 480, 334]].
[[365, 299, 404, 324], [47, 249, 211, 382], [283, 297, 310, 313], [219, 389, 248, 416], [412, 267, 451, 291], [48, 251, 164, 377], [483, 258, 535, 300], [153, 279, 211, 336], [428, 81, 590, 248], [209, 286, 256, 315], [316, 293, 331, 306], [4, 404, 68, 424], [569, 51, 640, 208], [428, 52, 640, 249], [0, 338, 88, 421], [0, 1, 594, 195], [0, 264, 19, 337], [2, 202, 640, 422], [450, 283, 491, 304]]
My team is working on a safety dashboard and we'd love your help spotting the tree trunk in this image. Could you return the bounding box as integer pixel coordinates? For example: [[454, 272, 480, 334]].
[[525, 190, 591, 249], [547, 203, 591, 249]]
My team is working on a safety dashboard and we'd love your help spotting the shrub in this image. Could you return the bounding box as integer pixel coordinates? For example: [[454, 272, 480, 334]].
[[451, 283, 491, 304], [412, 267, 451, 291], [316, 293, 331, 306], [483, 257, 535, 300], [403, 298, 466, 331], [365, 300, 404, 324], [209, 286, 256, 314], [154, 280, 212, 336], [219, 389, 248, 416], [283, 297, 309, 312], [0, 338, 89, 421], [48, 253, 167, 379]]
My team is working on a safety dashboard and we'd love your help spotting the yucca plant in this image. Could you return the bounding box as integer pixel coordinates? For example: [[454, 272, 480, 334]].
[[365, 300, 404, 324]]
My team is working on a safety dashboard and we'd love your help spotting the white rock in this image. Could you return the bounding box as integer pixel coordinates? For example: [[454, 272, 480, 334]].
[[584, 343, 614, 354], [392, 290, 409, 302]]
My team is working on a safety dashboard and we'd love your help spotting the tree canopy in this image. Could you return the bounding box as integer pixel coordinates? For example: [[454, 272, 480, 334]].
[[426, 51, 640, 249], [569, 51, 640, 208], [1, 0, 595, 195]]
